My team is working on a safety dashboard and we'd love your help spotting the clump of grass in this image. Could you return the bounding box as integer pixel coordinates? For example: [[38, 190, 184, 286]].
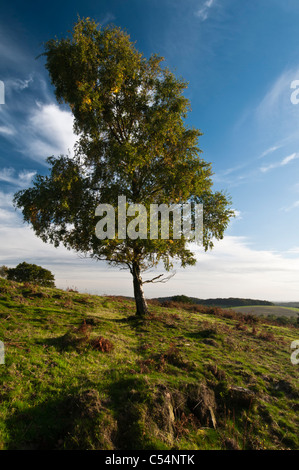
[[258, 331, 275, 342], [63, 389, 117, 450], [61, 321, 114, 353], [61, 321, 92, 350], [90, 336, 114, 353]]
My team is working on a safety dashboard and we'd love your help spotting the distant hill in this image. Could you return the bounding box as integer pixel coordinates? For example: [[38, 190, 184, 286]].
[[230, 305, 299, 320], [153, 295, 274, 307], [274, 301, 299, 308]]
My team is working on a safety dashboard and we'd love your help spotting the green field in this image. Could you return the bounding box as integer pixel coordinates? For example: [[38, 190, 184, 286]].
[[232, 305, 299, 318], [0, 279, 298, 450]]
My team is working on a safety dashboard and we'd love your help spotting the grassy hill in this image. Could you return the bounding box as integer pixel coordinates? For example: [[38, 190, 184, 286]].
[[0, 278, 298, 450], [230, 305, 299, 319], [274, 302, 299, 309], [154, 295, 275, 308], [155, 296, 299, 325]]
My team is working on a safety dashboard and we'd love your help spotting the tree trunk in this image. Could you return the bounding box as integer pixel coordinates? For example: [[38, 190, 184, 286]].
[[132, 261, 148, 316]]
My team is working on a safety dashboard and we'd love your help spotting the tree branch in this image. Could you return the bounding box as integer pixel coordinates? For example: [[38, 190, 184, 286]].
[[142, 271, 176, 284]]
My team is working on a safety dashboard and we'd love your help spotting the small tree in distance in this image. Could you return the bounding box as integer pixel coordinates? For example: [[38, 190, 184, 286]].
[[7, 262, 55, 287], [14, 18, 234, 316], [0, 266, 9, 279]]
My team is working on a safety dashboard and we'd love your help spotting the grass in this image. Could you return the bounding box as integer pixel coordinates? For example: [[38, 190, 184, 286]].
[[0, 278, 298, 450], [231, 305, 299, 319]]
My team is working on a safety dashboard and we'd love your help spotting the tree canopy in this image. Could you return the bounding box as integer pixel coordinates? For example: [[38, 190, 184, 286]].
[[0, 266, 9, 279], [7, 262, 55, 287], [14, 17, 234, 315]]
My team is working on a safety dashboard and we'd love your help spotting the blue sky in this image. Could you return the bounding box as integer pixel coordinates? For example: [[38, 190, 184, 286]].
[[1, 0, 299, 300]]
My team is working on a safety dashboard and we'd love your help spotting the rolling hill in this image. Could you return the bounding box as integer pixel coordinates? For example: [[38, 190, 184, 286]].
[[230, 305, 299, 319], [154, 295, 275, 308], [0, 279, 298, 450]]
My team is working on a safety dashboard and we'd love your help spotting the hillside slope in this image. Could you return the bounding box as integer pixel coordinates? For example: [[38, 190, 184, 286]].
[[154, 295, 274, 307], [231, 305, 299, 319], [0, 279, 298, 450]]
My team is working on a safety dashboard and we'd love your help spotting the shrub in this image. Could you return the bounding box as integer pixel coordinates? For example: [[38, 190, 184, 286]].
[[7, 262, 55, 287], [90, 336, 114, 353], [258, 330, 275, 342], [0, 265, 9, 279]]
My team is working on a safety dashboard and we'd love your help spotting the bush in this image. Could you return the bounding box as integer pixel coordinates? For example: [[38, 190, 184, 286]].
[[0, 265, 9, 279], [7, 262, 55, 287]]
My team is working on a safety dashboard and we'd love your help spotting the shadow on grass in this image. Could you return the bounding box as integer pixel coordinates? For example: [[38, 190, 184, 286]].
[[105, 376, 166, 450], [109, 314, 144, 324], [5, 386, 117, 450], [186, 328, 218, 340], [4, 375, 160, 450], [5, 394, 75, 449]]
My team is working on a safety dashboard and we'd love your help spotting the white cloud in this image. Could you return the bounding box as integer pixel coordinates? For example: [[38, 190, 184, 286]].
[[0, 208, 16, 223], [212, 143, 285, 186], [281, 200, 299, 212], [0, 168, 36, 187], [0, 76, 78, 163], [165, 236, 299, 301], [100, 12, 116, 25], [256, 66, 299, 150], [232, 209, 242, 219], [0, 31, 30, 67], [0, 218, 132, 295], [22, 102, 78, 162], [195, 0, 216, 21], [0, 190, 14, 208], [260, 152, 298, 172], [1, 199, 299, 301], [281, 153, 298, 165], [0, 125, 15, 136], [257, 69, 296, 122], [6, 76, 33, 93], [259, 145, 281, 159]]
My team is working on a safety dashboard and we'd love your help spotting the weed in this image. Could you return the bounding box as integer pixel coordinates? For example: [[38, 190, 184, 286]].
[[258, 331, 275, 342], [90, 336, 114, 353]]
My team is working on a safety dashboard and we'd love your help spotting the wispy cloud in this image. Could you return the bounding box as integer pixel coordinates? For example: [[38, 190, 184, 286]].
[[23, 102, 77, 162], [0, 125, 15, 136], [100, 12, 116, 26], [281, 153, 298, 165], [0, 97, 78, 163], [5, 76, 34, 94], [281, 200, 299, 212], [259, 145, 281, 159], [256, 69, 294, 121], [0, 34, 77, 162], [195, 0, 216, 21], [181, 236, 299, 301], [260, 152, 299, 172], [256, 66, 299, 147], [0, 190, 20, 227], [0, 168, 36, 187], [1, 210, 299, 300], [232, 209, 242, 220]]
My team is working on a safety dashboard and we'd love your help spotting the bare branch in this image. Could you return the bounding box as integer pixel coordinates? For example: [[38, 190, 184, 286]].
[[142, 271, 176, 284]]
